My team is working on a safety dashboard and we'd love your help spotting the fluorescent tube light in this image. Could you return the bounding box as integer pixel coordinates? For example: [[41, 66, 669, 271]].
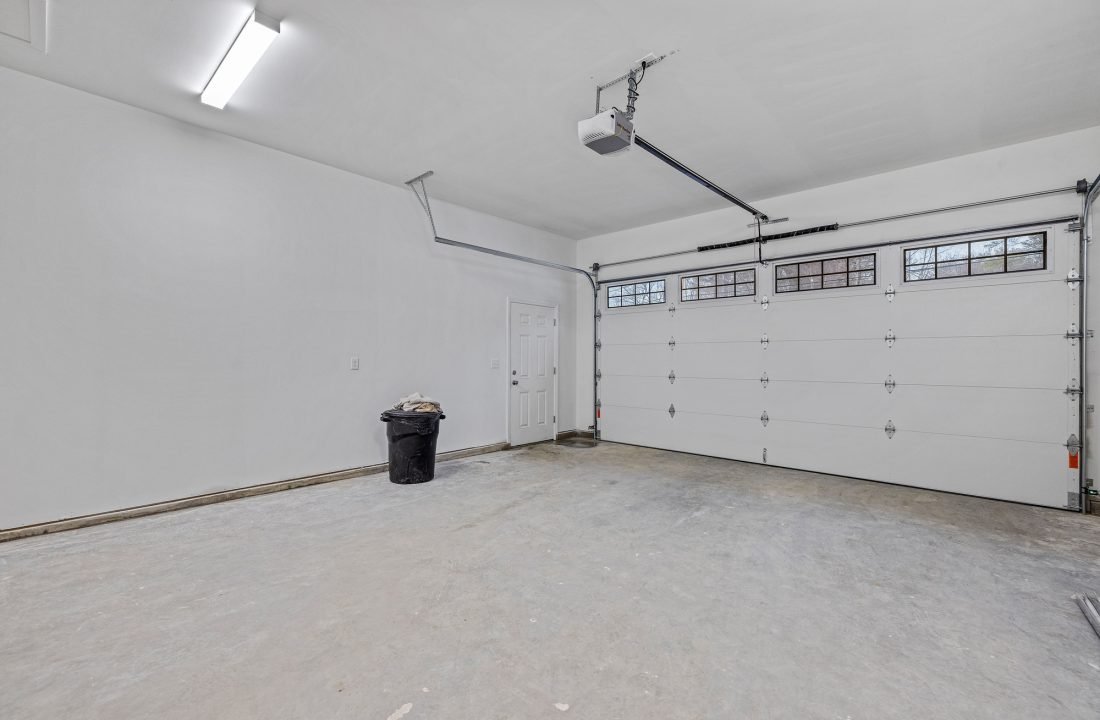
[[200, 11, 280, 109]]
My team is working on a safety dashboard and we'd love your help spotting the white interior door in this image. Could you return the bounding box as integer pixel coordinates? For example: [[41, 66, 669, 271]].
[[509, 302, 556, 446], [598, 222, 1081, 509]]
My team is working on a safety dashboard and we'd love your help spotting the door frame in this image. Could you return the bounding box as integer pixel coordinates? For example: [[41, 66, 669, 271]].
[[506, 298, 560, 446]]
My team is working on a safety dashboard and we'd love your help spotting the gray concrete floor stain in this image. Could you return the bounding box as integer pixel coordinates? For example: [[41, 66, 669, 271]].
[[1, 442, 1099, 719]]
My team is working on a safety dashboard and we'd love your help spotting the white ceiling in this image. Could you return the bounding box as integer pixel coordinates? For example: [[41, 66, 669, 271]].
[[2, 0, 1098, 239]]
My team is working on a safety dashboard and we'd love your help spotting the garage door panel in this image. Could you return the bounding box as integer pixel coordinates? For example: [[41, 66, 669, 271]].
[[891, 337, 1063, 388], [765, 422, 893, 481], [596, 225, 1077, 509], [601, 308, 670, 345], [602, 343, 671, 378], [887, 433, 1069, 508], [890, 386, 1066, 442], [674, 301, 763, 342], [767, 293, 887, 340], [669, 413, 764, 463], [600, 406, 673, 449], [766, 341, 888, 383], [766, 382, 889, 428], [674, 343, 762, 379], [602, 375, 671, 408], [675, 377, 762, 416], [892, 279, 1064, 337]]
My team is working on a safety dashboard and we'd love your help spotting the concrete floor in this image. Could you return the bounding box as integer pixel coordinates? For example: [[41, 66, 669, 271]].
[[2, 443, 1099, 719]]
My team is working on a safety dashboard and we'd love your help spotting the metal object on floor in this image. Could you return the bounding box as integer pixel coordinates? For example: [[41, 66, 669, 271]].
[[1073, 593, 1100, 639]]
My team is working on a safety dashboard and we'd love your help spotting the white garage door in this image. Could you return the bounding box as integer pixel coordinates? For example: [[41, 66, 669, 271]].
[[599, 221, 1082, 509]]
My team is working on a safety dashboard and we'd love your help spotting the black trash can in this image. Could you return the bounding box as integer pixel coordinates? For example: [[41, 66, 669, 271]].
[[380, 410, 445, 484]]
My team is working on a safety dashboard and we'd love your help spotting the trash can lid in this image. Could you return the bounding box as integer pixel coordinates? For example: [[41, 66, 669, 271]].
[[381, 409, 445, 421]]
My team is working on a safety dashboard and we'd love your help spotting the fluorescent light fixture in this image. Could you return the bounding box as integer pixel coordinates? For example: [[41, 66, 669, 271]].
[[200, 10, 280, 109]]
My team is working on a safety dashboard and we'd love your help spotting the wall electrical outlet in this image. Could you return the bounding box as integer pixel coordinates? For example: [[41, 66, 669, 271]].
[[350, 356, 360, 371]]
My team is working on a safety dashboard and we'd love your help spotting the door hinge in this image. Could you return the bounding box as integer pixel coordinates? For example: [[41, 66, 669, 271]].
[[885, 284, 895, 302], [884, 375, 896, 394], [668, 403, 676, 418], [1067, 268, 1082, 284], [595, 369, 602, 381], [760, 372, 769, 389], [762, 447, 768, 463], [595, 339, 602, 350], [668, 305, 676, 314], [885, 329, 896, 348], [668, 370, 676, 385], [595, 310, 602, 320], [884, 420, 896, 439], [760, 333, 769, 349], [760, 410, 769, 427], [1066, 378, 1083, 396], [761, 296, 769, 310], [668, 337, 677, 349]]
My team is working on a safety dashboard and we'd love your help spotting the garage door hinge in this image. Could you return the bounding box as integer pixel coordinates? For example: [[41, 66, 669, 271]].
[[1067, 268, 1082, 284], [595, 339, 602, 350], [668, 403, 676, 418], [668, 370, 676, 384], [760, 333, 769, 349], [668, 337, 677, 349], [594, 311, 600, 320], [1065, 323, 1092, 341], [760, 410, 769, 427], [760, 372, 769, 388], [884, 329, 896, 348], [1066, 434, 1082, 454], [763, 447, 768, 463], [885, 284, 895, 302], [1066, 378, 1083, 396], [884, 420, 896, 439], [884, 375, 896, 393], [668, 305, 676, 314], [761, 296, 769, 310], [595, 369, 602, 381]]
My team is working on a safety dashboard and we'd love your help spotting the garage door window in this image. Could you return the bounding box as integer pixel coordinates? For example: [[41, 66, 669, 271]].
[[681, 269, 756, 301], [608, 280, 665, 307], [775, 254, 876, 293], [904, 232, 1047, 282]]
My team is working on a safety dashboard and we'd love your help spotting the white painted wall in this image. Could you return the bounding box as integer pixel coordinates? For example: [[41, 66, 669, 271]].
[[577, 126, 1100, 452], [0, 67, 577, 529]]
